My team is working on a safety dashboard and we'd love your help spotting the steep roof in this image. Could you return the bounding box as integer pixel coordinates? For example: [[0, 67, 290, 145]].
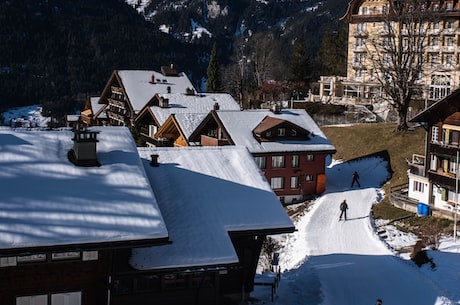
[[410, 88, 460, 124], [149, 92, 241, 127], [0, 126, 168, 253], [117, 70, 196, 113], [131, 146, 295, 270], [205, 109, 336, 154]]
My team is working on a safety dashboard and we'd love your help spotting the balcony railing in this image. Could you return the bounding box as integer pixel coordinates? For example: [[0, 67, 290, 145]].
[[407, 154, 425, 176]]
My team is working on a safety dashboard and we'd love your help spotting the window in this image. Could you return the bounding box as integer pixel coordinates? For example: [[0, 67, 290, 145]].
[[291, 176, 299, 188], [306, 154, 314, 161], [52, 252, 80, 261], [451, 130, 459, 146], [271, 177, 284, 189], [278, 128, 286, 136], [413, 181, 424, 193], [431, 126, 439, 142], [430, 75, 451, 100], [51, 292, 81, 305], [450, 159, 458, 174], [17, 292, 81, 305], [254, 156, 266, 169], [266, 131, 272, 137], [272, 156, 285, 168], [17, 295, 47, 305], [17, 254, 47, 263], [305, 175, 314, 181], [357, 23, 366, 32], [292, 155, 299, 168], [430, 154, 437, 171]]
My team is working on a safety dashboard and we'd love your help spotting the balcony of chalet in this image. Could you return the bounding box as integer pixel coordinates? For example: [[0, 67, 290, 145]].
[[200, 135, 230, 146], [428, 141, 460, 189], [407, 154, 425, 177]]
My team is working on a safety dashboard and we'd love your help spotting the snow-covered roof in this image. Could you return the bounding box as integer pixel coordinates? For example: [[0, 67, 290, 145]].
[[151, 93, 241, 126], [0, 126, 168, 252], [215, 109, 336, 153], [131, 146, 295, 270], [171, 112, 208, 140], [117, 70, 196, 113], [89, 96, 106, 118]]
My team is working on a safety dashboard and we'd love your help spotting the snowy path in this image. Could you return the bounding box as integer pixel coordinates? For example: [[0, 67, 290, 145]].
[[252, 157, 455, 305]]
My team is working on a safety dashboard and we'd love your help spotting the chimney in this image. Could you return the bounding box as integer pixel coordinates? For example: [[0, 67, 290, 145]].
[[150, 154, 159, 167], [69, 125, 100, 167], [271, 103, 282, 114], [213, 102, 220, 110], [159, 97, 169, 108], [150, 74, 155, 84]]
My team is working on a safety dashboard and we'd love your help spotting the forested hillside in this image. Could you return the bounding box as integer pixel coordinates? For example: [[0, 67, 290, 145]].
[[0, 0, 349, 116]]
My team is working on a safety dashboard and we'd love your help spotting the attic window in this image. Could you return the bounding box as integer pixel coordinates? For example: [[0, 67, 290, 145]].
[[278, 128, 286, 136], [292, 130, 297, 136], [266, 131, 272, 137]]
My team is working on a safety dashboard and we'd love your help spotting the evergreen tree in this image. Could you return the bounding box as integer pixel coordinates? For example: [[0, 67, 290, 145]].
[[288, 38, 310, 82], [206, 43, 222, 92], [314, 25, 348, 78]]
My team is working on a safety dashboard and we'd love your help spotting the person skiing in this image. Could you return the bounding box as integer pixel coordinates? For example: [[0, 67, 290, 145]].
[[376, 299, 383, 305], [351, 171, 361, 187], [339, 200, 348, 221]]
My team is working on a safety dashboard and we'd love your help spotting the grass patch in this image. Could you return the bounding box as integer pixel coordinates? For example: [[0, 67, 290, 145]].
[[322, 123, 426, 191]]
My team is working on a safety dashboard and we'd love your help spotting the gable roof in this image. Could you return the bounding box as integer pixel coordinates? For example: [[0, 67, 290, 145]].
[[131, 146, 295, 270], [410, 88, 460, 124], [114, 70, 196, 114], [146, 93, 241, 127], [0, 126, 168, 254], [253, 116, 311, 142], [155, 113, 208, 145], [194, 109, 336, 154]]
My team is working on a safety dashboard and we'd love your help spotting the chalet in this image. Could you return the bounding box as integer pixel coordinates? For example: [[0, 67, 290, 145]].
[[0, 126, 169, 305], [0, 125, 294, 305], [408, 88, 460, 217], [80, 96, 107, 126], [112, 147, 295, 305], [189, 107, 337, 204], [134, 92, 241, 146], [95, 65, 196, 127]]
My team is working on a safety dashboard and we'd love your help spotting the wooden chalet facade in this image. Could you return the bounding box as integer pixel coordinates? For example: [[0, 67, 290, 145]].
[[1, 126, 294, 305], [93, 66, 196, 127], [188, 108, 336, 204], [134, 93, 240, 146], [408, 88, 460, 215]]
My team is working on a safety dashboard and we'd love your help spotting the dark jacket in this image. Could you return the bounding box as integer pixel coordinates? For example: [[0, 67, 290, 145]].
[[340, 201, 348, 211]]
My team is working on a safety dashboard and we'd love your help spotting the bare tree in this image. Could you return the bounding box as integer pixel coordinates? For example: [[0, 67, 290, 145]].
[[222, 33, 284, 108], [367, 0, 441, 131]]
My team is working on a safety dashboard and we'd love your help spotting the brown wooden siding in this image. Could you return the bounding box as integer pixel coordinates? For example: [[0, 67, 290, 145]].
[[0, 251, 110, 305]]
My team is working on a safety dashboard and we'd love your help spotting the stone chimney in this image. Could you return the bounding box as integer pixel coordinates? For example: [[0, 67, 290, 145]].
[[69, 125, 100, 167]]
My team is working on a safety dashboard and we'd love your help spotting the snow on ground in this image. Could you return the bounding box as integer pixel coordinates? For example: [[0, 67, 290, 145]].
[[253, 156, 460, 305], [1, 105, 50, 128]]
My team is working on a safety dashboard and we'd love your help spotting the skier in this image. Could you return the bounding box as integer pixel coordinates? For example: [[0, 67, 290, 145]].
[[351, 171, 361, 187], [339, 200, 348, 221], [376, 299, 383, 305]]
